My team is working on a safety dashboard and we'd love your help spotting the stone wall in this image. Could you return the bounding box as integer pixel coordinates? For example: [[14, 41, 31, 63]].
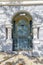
[[0, 5, 43, 56]]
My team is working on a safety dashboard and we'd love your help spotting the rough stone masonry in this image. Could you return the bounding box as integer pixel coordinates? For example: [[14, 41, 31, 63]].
[[0, 5, 43, 56]]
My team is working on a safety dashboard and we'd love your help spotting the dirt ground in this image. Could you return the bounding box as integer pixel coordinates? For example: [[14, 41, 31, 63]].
[[0, 52, 43, 65]]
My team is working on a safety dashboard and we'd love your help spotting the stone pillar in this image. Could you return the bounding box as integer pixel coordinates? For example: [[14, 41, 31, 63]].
[[33, 28, 37, 39], [33, 27, 39, 43], [5, 24, 12, 39], [5, 23, 13, 52], [32, 27, 40, 56], [8, 28, 12, 39]]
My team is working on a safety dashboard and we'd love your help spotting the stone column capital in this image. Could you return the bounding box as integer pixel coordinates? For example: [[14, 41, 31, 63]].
[[5, 23, 12, 28]]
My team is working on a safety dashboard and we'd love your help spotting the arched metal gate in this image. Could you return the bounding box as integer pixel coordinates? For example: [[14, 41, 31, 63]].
[[12, 11, 33, 51]]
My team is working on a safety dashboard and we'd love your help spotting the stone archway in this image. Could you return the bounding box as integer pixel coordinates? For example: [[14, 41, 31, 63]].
[[12, 11, 33, 51]]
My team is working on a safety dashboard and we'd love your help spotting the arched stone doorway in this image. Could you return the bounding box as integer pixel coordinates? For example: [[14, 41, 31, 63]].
[[12, 11, 33, 51]]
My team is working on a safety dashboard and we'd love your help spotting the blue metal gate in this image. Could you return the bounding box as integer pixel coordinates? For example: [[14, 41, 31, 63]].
[[12, 15, 33, 51]]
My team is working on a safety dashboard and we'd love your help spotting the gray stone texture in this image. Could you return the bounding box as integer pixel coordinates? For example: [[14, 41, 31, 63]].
[[0, 5, 43, 56]]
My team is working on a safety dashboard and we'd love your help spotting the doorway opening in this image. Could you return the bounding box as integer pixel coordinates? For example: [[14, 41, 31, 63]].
[[12, 11, 33, 51]]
